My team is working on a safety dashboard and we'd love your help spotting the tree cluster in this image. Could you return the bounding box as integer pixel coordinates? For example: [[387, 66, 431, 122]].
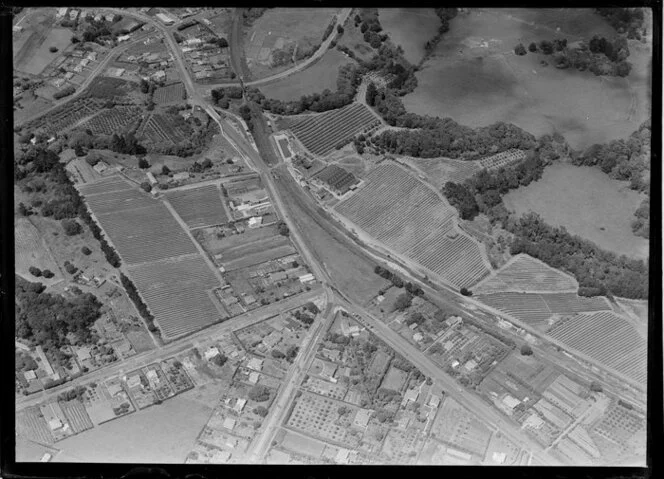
[[248, 384, 271, 402], [109, 132, 146, 155], [120, 273, 160, 333], [15, 276, 103, 351], [53, 85, 76, 99], [595, 7, 647, 39]]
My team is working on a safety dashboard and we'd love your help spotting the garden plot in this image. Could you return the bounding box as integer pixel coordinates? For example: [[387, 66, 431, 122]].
[[285, 391, 360, 445], [153, 82, 186, 105], [81, 106, 143, 136], [166, 185, 229, 229], [127, 255, 224, 340]]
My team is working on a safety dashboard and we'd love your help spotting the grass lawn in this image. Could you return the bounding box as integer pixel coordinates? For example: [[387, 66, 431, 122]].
[[379, 8, 441, 65], [503, 163, 648, 260], [259, 49, 354, 101], [403, 8, 651, 150]]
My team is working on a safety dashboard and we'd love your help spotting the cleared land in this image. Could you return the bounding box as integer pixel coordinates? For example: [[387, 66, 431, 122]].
[[78, 176, 198, 265], [259, 49, 354, 101], [403, 156, 481, 189], [335, 162, 490, 288], [476, 292, 611, 328], [403, 8, 651, 150], [503, 163, 648, 260], [15, 218, 63, 285], [474, 253, 578, 293], [166, 185, 228, 229], [378, 8, 441, 65], [278, 103, 380, 156], [548, 311, 647, 385], [127, 255, 222, 339]]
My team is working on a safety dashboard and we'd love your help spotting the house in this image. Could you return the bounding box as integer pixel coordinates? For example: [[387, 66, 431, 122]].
[[492, 452, 507, 464], [233, 398, 247, 413], [13, 25, 23, 33], [69, 9, 80, 21], [52, 78, 66, 88], [269, 271, 287, 282], [151, 71, 166, 82], [47, 418, 63, 430], [335, 448, 350, 464], [173, 171, 189, 181], [299, 273, 315, 284], [502, 394, 521, 410], [464, 359, 477, 372], [204, 346, 220, 361], [94, 13, 102, 22], [146, 171, 157, 185], [75, 346, 92, 362], [108, 381, 124, 395], [428, 394, 441, 408], [15, 340, 31, 352], [353, 409, 372, 428], [248, 216, 263, 228], [93, 162, 108, 173], [117, 34, 131, 42], [413, 332, 424, 342], [261, 331, 281, 349], [445, 316, 463, 328], [146, 369, 159, 383], [248, 371, 260, 384], [56, 7, 68, 19], [247, 357, 263, 371], [156, 12, 175, 25], [402, 387, 419, 404], [222, 417, 236, 430], [125, 375, 141, 389], [24, 370, 37, 381], [105, 13, 118, 22]]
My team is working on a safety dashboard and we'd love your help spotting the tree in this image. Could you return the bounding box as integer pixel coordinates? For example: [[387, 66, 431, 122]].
[[514, 43, 527, 56], [140, 182, 152, 192], [528, 42, 538, 52], [366, 81, 378, 106], [28, 266, 42, 277], [254, 405, 268, 417], [139, 79, 149, 94], [81, 246, 92, 255], [460, 287, 473, 296], [138, 157, 150, 169], [218, 37, 229, 48], [337, 25, 344, 34], [520, 344, 533, 356], [71, 36, 80, 44], [394, 293, 412, 311], [286, 345, 299, 361], [590, 381, 603, 393], [304, 302, 319, 314], [211, 353, 227, 367], [271, 349, 285, 359], [62, 219, 82, 236], [49, 46, 58, 53], [248, 384, 271, 402], [277, 221, 290, 236], [43, 269, 55, 279], [161, 165, 171, 175], [74, 144, 86, 157], [85, 154, 101, 166]]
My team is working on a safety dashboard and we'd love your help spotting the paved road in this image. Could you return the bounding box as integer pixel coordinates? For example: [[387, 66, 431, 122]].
[[16, 288, 323, 410], [247, 302, 335, 462], [229, 8, 251, 81]]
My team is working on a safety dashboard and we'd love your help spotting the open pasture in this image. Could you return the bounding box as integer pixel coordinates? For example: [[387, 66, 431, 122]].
[[15, 218, 63, 285], [260, 49, 353, 101], [404, 156, 481, 189], [280, 103, 380, 156], [127, 255, 223, 339], [474, 253, 578, 293], [82, 106, 143, 136], [153, 82, 186, 105], [503, 163, 648, 260], [378, 8, 441, 65], [403, 8, 651, 150], [548, 311, 647, 385], [476, 292, 611, 327], [16, 25, 71, 75], [79, 176, 198, 265], [335, 162, 489, 288], [166, 185, 228, 229]]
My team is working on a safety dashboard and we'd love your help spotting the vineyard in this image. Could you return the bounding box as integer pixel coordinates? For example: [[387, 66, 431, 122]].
[[335, 163, 490, 288], [476, 292, 611, 328], [474, 254, 578, 294], [19, 97, 107, 133], [478, 149, 527, 171], [312, 164, 359, 194], [127, 255, 224, 339], [166, 185, 229, 229], [138, 113, 187, 145], [153, 82, 186, 105], [548, 311, 647, 385], [280, 103, 380, 156], [81, 106, 144, 135], [79, 176, 198, 265]]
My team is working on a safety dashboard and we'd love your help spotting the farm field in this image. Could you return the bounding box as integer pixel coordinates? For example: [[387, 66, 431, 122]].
[[378, 8, 441, 64], [474, 253, 578, 293], [19, 97, 107, 133], [166, 185, 229, 229], [479, 149, 527, 170], [243, 8, 339, 79], [52, 383, 226, 463], [127, 255, 223, 339], [403, 8, 651, 150], [81, 106, 144, 136], [335, 162, 490, 288], [259, 49, 354, 101], [431, 397, 493, 459], [548, 311, 647, 385], [78, 176, 198, 265], [401, 156, 481, 189], [476, 292, 611, 328], [503, 163, 648, 260], [153, 82, 186, 105], [15, 218, 63, 286], [278, 103, 380, 156], [16, 26, 71, 75]]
